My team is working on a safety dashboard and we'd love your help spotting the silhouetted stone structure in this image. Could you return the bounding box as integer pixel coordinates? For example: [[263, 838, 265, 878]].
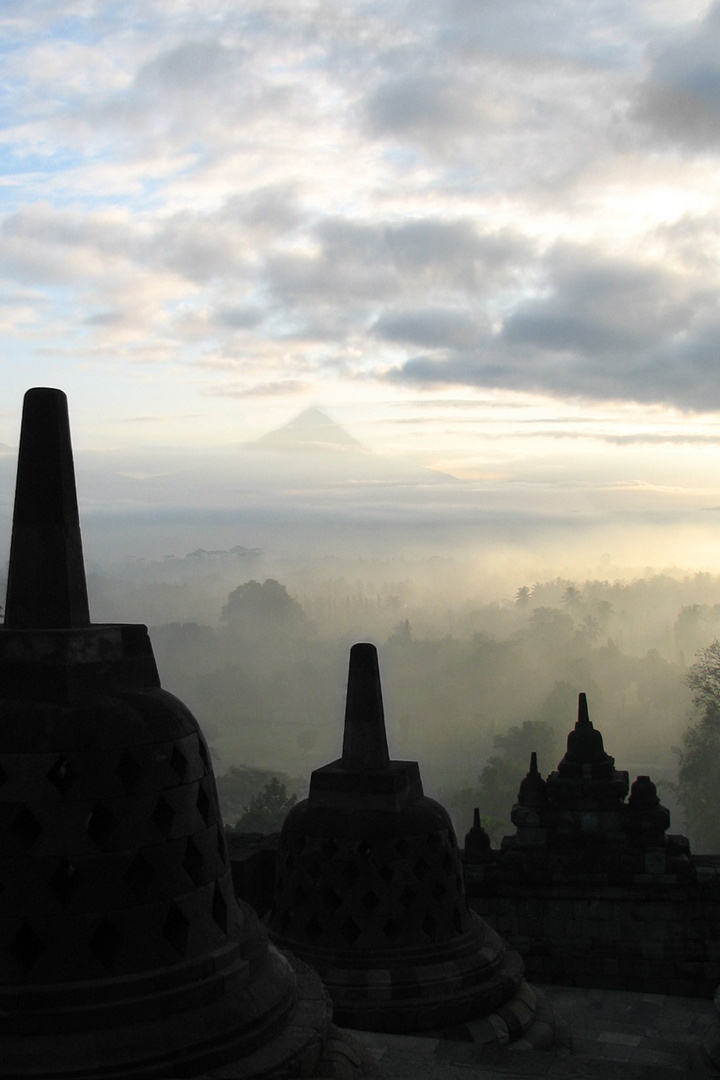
[[268, 642, 532, 1036], [0, 389, 331, 1078], [463, 808, 493, 866], [499, 693, 689, 880], [465, 692, 719, 997]]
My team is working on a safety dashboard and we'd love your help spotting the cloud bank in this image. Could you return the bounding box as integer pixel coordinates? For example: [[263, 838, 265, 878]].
[[2, 0, 720, 444]]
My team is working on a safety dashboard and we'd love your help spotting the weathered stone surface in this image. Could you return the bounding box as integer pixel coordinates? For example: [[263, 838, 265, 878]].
[[0, 387, 331, 1078], [499, 693, 688, 884], [269, 642, 529, 1036], [5, 388, 89, 630]]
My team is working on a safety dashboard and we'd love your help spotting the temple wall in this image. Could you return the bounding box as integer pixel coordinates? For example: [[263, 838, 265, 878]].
[[227, 834, 720, 999], [463, 859, 720, 998]]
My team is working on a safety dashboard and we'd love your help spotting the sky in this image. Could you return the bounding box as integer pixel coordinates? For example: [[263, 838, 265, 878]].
[[3, 0, 720, 576]]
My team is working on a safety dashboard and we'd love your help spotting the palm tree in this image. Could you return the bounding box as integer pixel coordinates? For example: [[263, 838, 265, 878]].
[[581, 615, 600, 642], [595, 599, 614, 625], [561, 583, 582, 613]]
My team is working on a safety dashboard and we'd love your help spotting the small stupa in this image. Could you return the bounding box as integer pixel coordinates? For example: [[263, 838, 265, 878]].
[[500, 693, 690, 882], [0, 389, 331, 1078], [545, 692, 629, 836], [269, 642, 530, 1035]]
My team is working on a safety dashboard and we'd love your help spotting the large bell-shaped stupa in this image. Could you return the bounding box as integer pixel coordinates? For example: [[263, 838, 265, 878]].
[[0, 389, 331, 1078], [269, 642, 531, 1035]]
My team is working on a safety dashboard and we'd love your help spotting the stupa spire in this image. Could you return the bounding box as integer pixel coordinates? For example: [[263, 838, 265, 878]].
[[270, 641, 527, 1035], [341, 642, 390, 770], [577, 692, 590, 727], [4, 387, 90, 629], [0, 387, 331, 1077]]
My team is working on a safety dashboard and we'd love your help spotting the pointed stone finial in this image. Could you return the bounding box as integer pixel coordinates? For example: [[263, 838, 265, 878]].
[[518, 751, 548, 807], [577, 692, 590, 727], [473, 806, 481, 830], [341, 642, 390, 770], [4, 388, 90, 629]]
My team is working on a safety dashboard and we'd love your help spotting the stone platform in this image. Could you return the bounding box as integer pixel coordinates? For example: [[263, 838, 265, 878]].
[[349, 983, 717, 1078]]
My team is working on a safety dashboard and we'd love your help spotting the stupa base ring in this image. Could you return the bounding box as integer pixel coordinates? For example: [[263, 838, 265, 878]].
[[282, 914, 525, 1034], [0, 950, 332, 1079]]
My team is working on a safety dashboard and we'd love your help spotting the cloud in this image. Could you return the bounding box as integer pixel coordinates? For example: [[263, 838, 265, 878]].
[[3, 0, 720, 436], [632, 2, 720, 149], [265, 216, 528, 313], [372, 308, 489, 351], [386, 244, 720, 411], [202, 379, 310, 398], [365, 72, 515, 154]]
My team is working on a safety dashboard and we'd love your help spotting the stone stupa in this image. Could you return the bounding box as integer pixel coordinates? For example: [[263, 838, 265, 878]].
[[0, 388, 331, 1078], [269, 642, 535, 1037], [500, 693, 691, 883]]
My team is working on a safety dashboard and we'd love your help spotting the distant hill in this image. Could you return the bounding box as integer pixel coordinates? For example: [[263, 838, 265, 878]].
[[254, 407, 366, 452]]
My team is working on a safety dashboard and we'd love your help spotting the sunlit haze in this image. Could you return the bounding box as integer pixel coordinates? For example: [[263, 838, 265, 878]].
[[3, 1, 720, 584]]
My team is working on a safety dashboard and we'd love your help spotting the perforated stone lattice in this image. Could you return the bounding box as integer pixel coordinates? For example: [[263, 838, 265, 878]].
[[0, 726, 234, 982], [0, 870, 237, 980], [273, 826, 473, 950], [47, 756, 78, 796]]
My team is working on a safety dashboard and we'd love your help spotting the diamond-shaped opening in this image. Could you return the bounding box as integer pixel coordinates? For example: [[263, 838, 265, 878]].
[[124, 851, 155, 902], [360, 889, 380, 912], [89, 917, 122, 969], [280, 910, 292, 933], [8, 922, 44, 974], [182, 837, 204, 886], [115, 750, 144, 794], [163, 902, 190, 955], [197, 736, 211, 772], [383, 917, 402, 943], [432, 881, 447, 901], [379, 864, 394, 884], [170, 745, 188, 781], [47, 755, 78, 796], [399, 887, 416, 910], [321, 837, 338, 859], [48, 857, 80, 903], [340, 917, 361, 945], [152, 794, 175, 838], [422, 913, 438, 940], [86, 802, 118, 848], [413, 857, 428, 882], [212, 882, 228, 935], [216, 825, 227, 862], [452, 908, 465, 934], [323, 888, 343, 913], [356, 839, 371, 858], [0, 762, 7, 787], [11, 807, 42, 850], [394, 836, 409, 857], [284, 850, 295, 872], [196, 783, 211, 827], [341, 862, 360, 887], [306, 914, 323, 941]]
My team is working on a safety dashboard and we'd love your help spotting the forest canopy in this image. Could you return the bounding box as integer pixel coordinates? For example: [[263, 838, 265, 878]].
[[84, 565, 720, 848]]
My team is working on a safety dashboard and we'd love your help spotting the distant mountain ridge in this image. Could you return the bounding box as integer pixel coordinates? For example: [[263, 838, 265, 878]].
[[253, 407, 366, 452]]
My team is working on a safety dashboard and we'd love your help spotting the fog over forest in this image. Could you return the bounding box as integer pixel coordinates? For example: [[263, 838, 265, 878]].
[[5, 540, 715, 848], [1, 408, 719, 848]]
